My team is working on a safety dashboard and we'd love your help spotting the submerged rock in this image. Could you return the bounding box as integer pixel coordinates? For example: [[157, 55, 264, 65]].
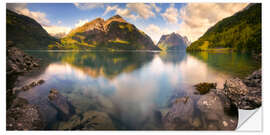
[[48, 88, 75, 120], [7, 97, 44, 130], [58, 111, 115, 130], [224, 69, 261, 110]]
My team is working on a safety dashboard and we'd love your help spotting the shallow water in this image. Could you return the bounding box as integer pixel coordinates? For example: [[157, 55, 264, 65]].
[[16, 51, 260, 130]]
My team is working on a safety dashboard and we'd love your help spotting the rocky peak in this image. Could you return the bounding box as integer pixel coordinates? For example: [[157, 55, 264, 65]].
[[157, 32, 188, 50], [108, 14, 123, 20]]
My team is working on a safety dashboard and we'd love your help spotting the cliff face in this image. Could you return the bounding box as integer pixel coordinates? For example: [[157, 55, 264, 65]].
[[6, 10, 58, 50], [52, 15, 160, 50], [157, 32, 188, 51]]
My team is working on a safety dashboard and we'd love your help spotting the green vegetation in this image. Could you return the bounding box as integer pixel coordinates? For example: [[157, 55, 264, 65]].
[[6, 10, 58, 50], [187, 4, 261, 53], [50, 15, 159, 50], [188, 51, 261, 78], [194, 82, 217, 94]]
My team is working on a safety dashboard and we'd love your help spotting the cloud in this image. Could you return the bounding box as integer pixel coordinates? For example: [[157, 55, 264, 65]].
[[7, 3, 50, 25], [43, 25, 71, 36], [126, 3, 155, 19], [57, 20, 62, 24], [161, 4, 179, 24], [74, 19, 89, 28], [103, 5, 137, 20], [103, 3, 157, 20], [73, 3, 104, 10], [145, 24, 171, 44], [178, 3, 249, 42], [150, 3, 161, 13]]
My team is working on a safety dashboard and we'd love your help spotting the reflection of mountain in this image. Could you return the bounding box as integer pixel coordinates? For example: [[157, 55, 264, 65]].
[[46, 52, 155, 79], [158, 51, 186, 64], [188, 52, 261, 78]]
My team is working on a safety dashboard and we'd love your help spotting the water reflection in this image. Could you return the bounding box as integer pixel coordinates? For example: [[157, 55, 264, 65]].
[[17, 51, 257, 130]]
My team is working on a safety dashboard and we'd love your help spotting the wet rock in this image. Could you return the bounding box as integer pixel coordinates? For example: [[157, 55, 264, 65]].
[[58, 111, 115, 130], [162, 96, 194, 129], [19, 79, 45, 91], [194, 82, 217, 94], [197, 92, 223, 121], [196, 90, 238, 130], [224, 69, 261, 109], [48, 88, 75, 120], [7, 97, 44, 130]]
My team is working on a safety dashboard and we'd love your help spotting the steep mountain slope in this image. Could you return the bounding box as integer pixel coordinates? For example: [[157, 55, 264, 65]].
[[187, 4, 261, 53], [6, 10, 58, 50], [50, 15, 160, 50], [157, 32, 188, 51]]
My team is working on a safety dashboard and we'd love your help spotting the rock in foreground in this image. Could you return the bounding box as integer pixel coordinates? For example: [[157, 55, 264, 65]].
[[58, 111, 115, 130], [7, 97, 44, 130], [224, 69, 261, 109], [48, 88, 75, 120]]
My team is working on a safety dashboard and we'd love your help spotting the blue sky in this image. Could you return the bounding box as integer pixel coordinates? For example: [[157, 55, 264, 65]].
[[7, 3, 248, 43]]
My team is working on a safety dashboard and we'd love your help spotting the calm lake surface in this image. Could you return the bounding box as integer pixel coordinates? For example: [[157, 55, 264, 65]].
[[17, 51, 260, 130]]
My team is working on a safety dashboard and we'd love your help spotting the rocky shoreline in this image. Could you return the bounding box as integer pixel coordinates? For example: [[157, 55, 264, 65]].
[[6, 41, 45, 130], [162, 68, 262, 130]]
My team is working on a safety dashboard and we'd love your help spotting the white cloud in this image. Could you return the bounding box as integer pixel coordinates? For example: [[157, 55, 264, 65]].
[[126, 3, 155, 19], [7, 3, 50, 25], [43, 25, 71, 36], [103, 5, 138, 20], [178, 3, 249, 42], [103, 5, 118, 16], [57, 20, 62, 24], [145, 24, 172, 44], [161, 4, 179, 24], [73, 3, 104, 10], [150, 3, 161, 13], [74, 19, 89, 28]]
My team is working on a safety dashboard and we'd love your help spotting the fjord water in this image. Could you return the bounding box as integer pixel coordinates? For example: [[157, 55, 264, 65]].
[[17, 51, 260, 130]]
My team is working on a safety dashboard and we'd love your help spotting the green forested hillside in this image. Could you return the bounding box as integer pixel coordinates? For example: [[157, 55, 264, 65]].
[[6, 10, 58, 50], [187, 4, 261, 53]]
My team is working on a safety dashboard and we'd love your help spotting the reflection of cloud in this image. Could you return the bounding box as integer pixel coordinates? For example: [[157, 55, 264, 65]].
[[179, 54, 231, 88], [45, 63, 87, 80]]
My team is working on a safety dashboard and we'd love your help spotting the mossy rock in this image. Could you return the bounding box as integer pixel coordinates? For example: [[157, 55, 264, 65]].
[[194, 82, 217, 94]]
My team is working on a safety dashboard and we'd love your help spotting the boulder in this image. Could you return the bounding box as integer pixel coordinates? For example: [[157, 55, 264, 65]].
[[162, 96, 194, 129], [6, 97, 44, 130], [224, 69, 261, 110], [58, 111, 115, 130], [196, 90, 238, 130], [48, 88, 75, 120]]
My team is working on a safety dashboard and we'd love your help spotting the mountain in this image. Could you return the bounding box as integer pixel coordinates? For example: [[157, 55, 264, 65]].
[[187, 3, 261, 53], [157, 32, 188, 51], [6, 9, 58, 50], [50, 15, 160, 50]]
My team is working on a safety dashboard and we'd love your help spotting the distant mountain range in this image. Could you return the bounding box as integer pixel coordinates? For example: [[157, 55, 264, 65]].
[[187, 3, 261, 53], [157, 32, 189, 51], [50, 15, 160, 50]]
